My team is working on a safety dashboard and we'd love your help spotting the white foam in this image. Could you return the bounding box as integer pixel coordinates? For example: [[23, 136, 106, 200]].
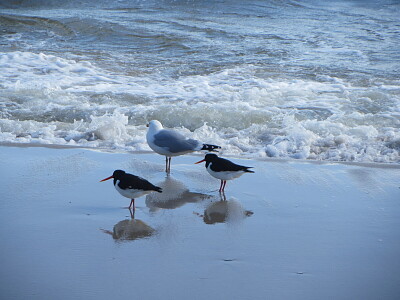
[[0, 52, 399, 163]]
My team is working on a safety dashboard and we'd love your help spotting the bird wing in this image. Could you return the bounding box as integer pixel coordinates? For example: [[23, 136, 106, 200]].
[[212, 157, 254, 172], [153, 129, 200, 153], [118, 174, 160, 191]]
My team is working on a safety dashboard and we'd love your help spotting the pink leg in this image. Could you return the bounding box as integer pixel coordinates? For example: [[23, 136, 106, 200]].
[[219, 180, 224, 192], [129, 199, 135, 210], [221, 180, 227, 192], [219, 191, 227, 201], [129, 207, 135, 219]]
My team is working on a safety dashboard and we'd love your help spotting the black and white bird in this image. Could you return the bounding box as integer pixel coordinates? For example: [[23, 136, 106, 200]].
[[195, 154, 254, 192], [146, 120, 221, 173], [100, 170, 162, 209]]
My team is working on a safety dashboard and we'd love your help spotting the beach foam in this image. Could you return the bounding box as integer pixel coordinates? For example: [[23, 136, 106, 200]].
[[1, 52, 398, 162]]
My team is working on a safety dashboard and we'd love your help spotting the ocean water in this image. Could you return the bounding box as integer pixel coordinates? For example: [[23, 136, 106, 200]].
[[0, 0, 399, 163]]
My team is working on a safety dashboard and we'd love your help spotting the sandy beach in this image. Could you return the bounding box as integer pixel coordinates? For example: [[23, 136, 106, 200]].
[[1, 1, 400, 299], [0, 144, 399, 300]]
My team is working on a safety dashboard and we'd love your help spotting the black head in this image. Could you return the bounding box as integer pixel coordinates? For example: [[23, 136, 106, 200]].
[[112, 170, 126, 179], [195, 153, 219, 165], [204, 153, 219, 162], [100, 169, 126, 182]]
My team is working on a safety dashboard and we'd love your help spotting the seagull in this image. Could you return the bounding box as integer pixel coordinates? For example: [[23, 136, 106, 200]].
[[146, 120, 221, 173], [100, 170, 162, 209], [195, 153, 254, 192]]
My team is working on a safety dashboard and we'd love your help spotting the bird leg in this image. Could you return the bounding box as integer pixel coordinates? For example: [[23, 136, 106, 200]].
[[129, 199, 135, 210], [165, 157, 172, 173], [219, 180, 227, 192], [129, 207, 135, 219], [219, 191, 227, 201]]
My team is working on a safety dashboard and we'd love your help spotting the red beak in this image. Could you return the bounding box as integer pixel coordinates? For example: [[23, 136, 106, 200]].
[[195, 159, 205, 164], [100, 175, 113, 182]]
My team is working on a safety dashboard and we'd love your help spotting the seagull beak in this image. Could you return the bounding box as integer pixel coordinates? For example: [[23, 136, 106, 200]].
[[100, 175, 113, 182], [195, 159, 206, 164]]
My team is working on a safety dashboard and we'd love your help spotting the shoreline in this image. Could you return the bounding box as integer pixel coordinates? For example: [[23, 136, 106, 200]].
[[1, 141, 399, 169]]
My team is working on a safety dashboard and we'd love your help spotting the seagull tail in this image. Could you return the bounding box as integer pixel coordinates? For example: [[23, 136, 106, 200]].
[[155, 186, 163, 193], [201, 144, 221, 152]]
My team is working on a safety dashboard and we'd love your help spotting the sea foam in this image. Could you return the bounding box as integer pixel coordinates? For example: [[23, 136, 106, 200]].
[[0, 52, 399, 163]]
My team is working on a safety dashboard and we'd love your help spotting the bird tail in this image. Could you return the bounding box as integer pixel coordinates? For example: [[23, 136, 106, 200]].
[[155, 186, 163, 193], [244, 167, 255, 173], [201, 144, 221, 152]]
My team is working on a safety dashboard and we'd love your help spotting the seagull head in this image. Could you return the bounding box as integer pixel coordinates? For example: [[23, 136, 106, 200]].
[[147, 120, 163, 130]]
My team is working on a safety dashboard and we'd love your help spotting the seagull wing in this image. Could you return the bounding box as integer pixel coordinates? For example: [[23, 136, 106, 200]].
[[153, 129, 200, 153]]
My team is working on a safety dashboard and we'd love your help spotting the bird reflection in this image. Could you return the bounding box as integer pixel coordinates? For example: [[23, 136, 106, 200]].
[[202, 193, 253, 225], [145, 176, 210, 210], [101, 208, 155, 241]]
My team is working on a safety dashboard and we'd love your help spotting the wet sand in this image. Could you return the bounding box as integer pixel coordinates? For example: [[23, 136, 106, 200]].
[[0, 145, 399, 300]]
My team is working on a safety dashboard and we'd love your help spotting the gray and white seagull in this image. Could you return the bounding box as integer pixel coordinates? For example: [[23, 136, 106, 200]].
[[146, 120, 221, 173]]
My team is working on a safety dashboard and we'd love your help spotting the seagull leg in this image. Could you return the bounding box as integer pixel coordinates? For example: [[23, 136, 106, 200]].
[[219, 180, 224, 192], [165, 157, 172, 173], [166, 157, 171, 173], [129, 199, 135, 210]]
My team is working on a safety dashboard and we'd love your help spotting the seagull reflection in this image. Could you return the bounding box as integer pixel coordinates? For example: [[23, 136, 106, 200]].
[[145, 176, 210, 210], [101, 209, 155, 241], [203, 193, 253, 225]]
